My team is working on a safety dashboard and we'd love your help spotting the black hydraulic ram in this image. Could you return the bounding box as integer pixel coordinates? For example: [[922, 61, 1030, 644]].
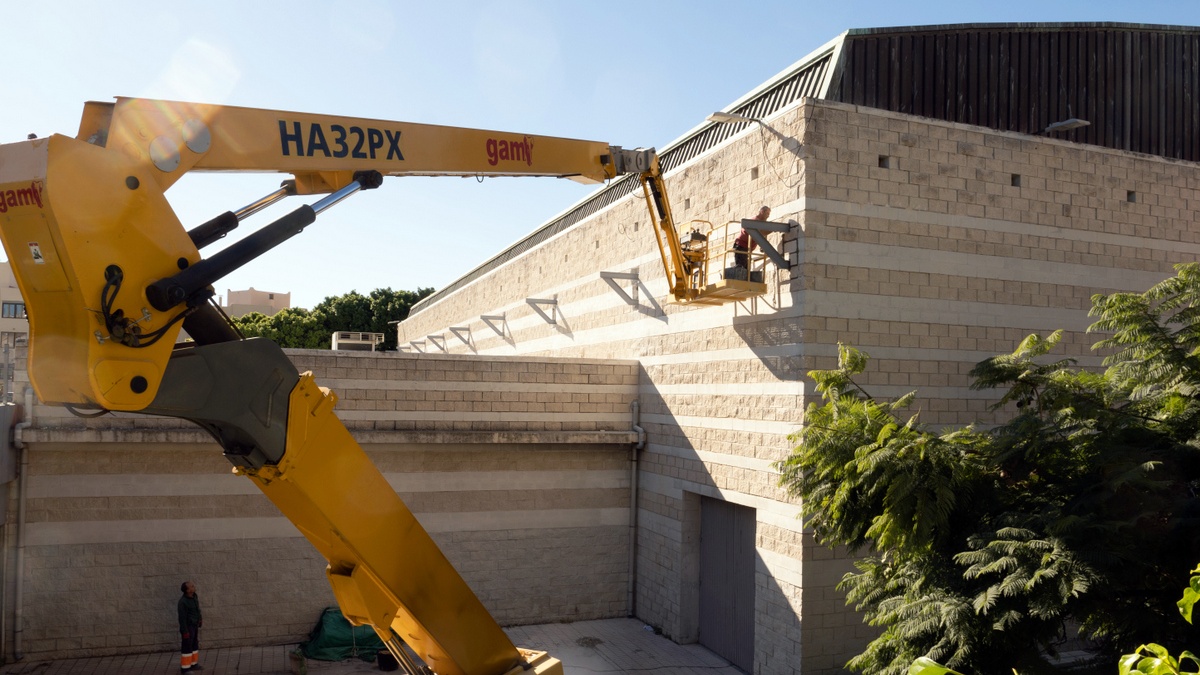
[[645, 174, 669, 222], [147, 171, 383, 312], [187, 182, 297, 250]]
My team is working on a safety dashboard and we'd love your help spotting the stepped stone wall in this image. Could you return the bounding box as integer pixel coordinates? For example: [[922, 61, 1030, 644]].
[[1, 350, 638, 661], [397, 97, 1200, 673]]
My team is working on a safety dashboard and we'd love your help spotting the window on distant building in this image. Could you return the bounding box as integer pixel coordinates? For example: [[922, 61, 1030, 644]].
[[1, 302, 25, 319]]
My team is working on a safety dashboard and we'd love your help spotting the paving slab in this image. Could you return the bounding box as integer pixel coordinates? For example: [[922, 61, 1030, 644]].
[[0, 618, 742, 675]]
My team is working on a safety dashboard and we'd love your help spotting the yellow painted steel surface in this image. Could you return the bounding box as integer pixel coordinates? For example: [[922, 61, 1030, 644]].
[[0, 98, 621, 409], [693, 279, 768, 304], [84, 98, 617, 193], [0, 135, 199, 409], [0, 97, 753, 674], [0, 99, 596, 674], [242, 375, 528, 675], [507, 650, 564, 675]]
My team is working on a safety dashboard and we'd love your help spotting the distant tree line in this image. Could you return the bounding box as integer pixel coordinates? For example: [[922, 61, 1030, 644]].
[[230, 287, 434, 351]]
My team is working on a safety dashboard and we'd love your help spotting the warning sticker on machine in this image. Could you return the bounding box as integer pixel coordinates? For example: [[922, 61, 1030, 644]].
[[28, 242, 44, 264]]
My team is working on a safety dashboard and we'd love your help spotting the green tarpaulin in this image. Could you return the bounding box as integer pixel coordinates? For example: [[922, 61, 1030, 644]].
[[299, 607, 384, 662]]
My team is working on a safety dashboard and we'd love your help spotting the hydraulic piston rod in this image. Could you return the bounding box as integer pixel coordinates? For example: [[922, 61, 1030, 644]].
[[187, 183, 297, 250], [148, 171, 383, 311]]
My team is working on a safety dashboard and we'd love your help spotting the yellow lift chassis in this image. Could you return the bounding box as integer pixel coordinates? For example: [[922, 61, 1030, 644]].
[[0, 97, 764, 675]]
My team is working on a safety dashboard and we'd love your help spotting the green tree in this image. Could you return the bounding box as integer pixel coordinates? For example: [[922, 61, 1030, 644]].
[[230, 287, 433, 350], [312, 291, 373, 335], [778, 264, 1200, 675], [910, 563, 1200, 675], [367, 287, 434, 350], [231, 307, 327, 348], [1116, 563, 1200, 675]]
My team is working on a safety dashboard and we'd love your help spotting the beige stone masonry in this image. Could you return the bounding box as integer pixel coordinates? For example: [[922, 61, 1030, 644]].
[[10, 93, 1200, 672], [396, 97, 1200, 674], [4, 349, 640, 662]]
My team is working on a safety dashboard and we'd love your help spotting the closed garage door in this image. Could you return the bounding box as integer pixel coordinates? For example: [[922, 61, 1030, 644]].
[[699, 496, 755, 672]]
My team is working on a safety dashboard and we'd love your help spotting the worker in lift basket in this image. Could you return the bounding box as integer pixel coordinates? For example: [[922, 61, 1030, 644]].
[[733, 205, 771, 271]]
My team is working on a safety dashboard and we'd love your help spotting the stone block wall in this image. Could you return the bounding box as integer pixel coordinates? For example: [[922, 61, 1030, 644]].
[[796, 100, 1193, 428], [398, 101, 818, 673], [396, 98, 1200, 673], [9, 95, 1197, 671], [1, 349, 639, 661]]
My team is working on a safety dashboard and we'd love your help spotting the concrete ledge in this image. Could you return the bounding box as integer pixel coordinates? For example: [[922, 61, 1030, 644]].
[[353, 429, 639, 445], [23, 427, 215, 444], [23, 427, 639, 446]]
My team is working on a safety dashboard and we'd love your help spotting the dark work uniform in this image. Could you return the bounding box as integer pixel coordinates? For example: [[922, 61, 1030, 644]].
[[178, 592, 202, 671]]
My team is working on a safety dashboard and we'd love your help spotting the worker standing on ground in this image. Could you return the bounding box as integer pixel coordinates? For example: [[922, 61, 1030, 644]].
[[734, 206, 771, 270], [178, 581, 203, 672]]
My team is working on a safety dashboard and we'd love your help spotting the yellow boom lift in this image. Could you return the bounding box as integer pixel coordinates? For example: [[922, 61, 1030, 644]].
[[0, 98, 767, 675]]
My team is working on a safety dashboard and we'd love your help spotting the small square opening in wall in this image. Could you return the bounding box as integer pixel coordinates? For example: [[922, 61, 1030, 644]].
[[1011, 174, 1022, 187], [750, 167, 760, 180], [1127, 190, 1137, 203], [878, 155, 891, 169], [685, 198, 691, 210]]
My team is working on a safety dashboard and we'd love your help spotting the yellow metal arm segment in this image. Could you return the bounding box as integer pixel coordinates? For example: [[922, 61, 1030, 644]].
[[0, 97, 708, 675], [0, 99, 667, 410], [636, 160, 696, 302], [80, 97, 707, 302], [251, 372, 524, 675], [79, 98, 620, 194], [135, 336, 558, 675], [632, 155, 773, 305]]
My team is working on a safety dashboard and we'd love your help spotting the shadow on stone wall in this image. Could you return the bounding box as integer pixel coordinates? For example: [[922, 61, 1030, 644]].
[[754, 554, 804, 673], [731, 313, 807, 382], [633, 279, 667, 321]]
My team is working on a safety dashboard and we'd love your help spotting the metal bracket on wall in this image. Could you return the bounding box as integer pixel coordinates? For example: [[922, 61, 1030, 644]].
[[449, 326, 472, 347], [741, 218, 792, 269], [426, 335, 446, 352], [408, 339, 426, 353], [480, 314, 507, 337], [526, 298, 558, 325], [600, 271, 639, 306]]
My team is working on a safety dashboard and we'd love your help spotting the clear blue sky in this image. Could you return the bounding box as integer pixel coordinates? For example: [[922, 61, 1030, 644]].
[[3, 0, 1198, 309]]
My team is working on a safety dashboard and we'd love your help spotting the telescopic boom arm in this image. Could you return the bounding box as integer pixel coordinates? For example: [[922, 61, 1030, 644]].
[[0, 97, 703, 675]]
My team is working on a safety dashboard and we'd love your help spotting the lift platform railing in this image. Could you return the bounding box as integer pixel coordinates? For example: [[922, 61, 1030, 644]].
[[671, 220, 771, 305]]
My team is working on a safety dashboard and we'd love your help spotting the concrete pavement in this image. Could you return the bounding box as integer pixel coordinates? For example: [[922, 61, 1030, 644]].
[[0, 618, 743, 675]]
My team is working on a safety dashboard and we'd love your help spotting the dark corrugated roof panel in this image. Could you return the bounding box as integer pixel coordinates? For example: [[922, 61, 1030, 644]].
[[831, 23, 1200, 159], [845, 22, 1200, 36]]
